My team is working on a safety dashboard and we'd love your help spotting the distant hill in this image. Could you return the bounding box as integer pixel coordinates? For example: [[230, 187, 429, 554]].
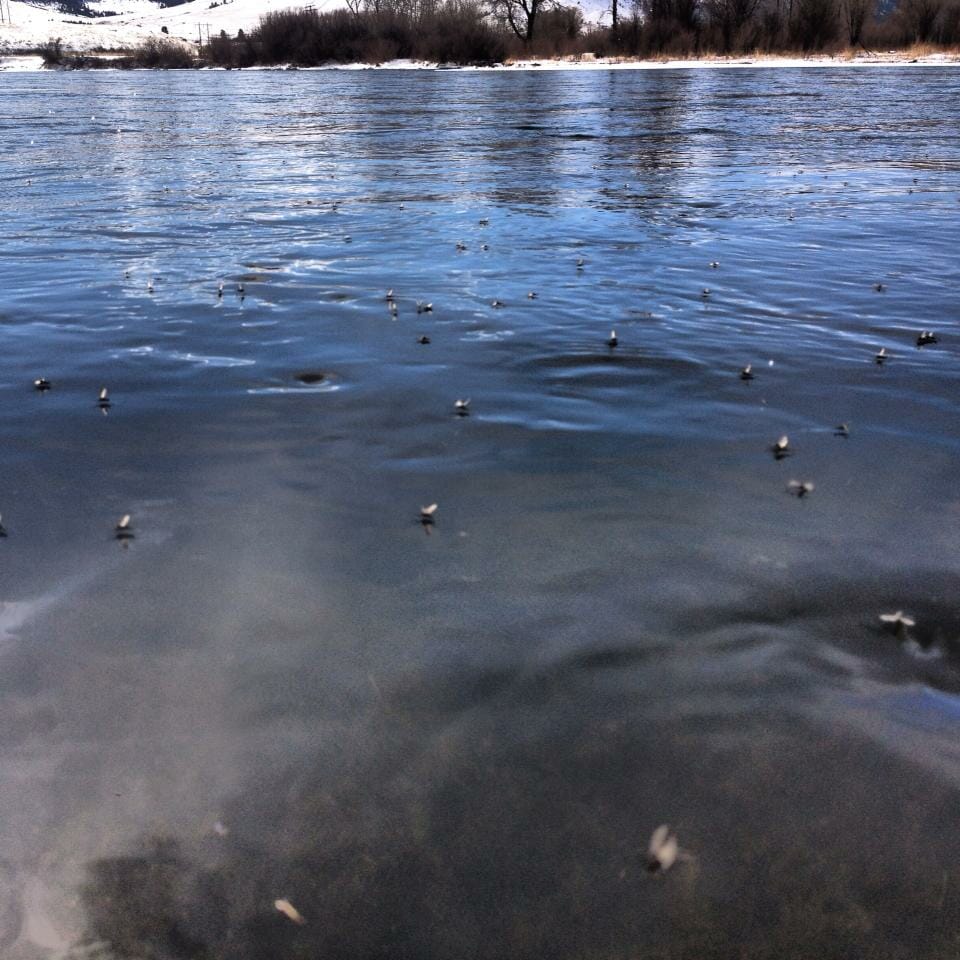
[[23, 0, 193, 17]]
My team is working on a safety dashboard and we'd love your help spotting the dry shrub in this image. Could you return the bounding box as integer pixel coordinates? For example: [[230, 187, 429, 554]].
[[130, 38, 195, 67]]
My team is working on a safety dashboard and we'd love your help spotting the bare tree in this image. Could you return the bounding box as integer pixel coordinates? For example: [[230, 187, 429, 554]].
[[487, 0, 558, 41], [841, 0, 870, 44], [898, 0, 941, 40], [791, 0, 837, 48], [704, 0, 761, 47]]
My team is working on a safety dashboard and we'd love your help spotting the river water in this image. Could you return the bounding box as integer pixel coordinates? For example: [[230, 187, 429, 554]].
[[1, 66, 959, 958]]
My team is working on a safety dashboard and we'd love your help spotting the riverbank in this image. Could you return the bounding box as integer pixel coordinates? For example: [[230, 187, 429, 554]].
[[3, 50, 959, 70], [2, 0, 959, 67]]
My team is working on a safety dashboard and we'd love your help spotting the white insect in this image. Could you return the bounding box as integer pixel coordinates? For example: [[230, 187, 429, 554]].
[[773, 435, 790, 457], [420, 503, 438, 519], [875, 347, 887, 363], [274, 899, 306, 925], [647, 824, 679, 873], [788, 480, 815, 498], [99, 387, 110, 404], [740, 364, 754, 380], [879, 610, 915, 629], [454, 399, 470, 411], [608, 329, 618, 347], [116, 514, 131, 531]]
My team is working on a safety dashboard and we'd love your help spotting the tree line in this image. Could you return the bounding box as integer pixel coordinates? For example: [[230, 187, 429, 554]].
[[210, 0, 960, 66], [42, 0, 960, 69]]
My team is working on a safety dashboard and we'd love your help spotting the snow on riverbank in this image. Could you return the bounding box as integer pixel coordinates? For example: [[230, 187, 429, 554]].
[[3, 50, 959, 70], [0, 0, 308, 52]]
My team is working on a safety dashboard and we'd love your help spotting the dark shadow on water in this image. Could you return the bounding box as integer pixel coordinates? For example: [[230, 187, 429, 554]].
[[71, 697, 960, 960], [673, 567, 960, 691]]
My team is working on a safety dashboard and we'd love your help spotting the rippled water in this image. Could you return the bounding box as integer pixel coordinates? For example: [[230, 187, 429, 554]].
[[1, 67, 960, 958]]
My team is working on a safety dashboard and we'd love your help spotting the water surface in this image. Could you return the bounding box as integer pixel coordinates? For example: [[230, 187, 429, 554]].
[[1, 67, 960, 958]]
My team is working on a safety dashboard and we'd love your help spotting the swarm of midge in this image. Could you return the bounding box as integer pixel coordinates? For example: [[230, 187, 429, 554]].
[[771, 435, 790, 459], [274, 899, 305, 925], [34, 377, 51, 392], [880, 610, 915, 639], [740, 364, 754, 381], [875, 347, 888, 365], [916, 331, 938, 347], [420, 503, 438, 525], [98, 387, 111, 409], [647, 825, 679, 874], [417, 335, 431, 345], [788, 480, 815, 498], [115, 514, 133, 540], [416, 301, 433, 314], [607, 329, 618, 348], [455, 399, 470, 416]]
